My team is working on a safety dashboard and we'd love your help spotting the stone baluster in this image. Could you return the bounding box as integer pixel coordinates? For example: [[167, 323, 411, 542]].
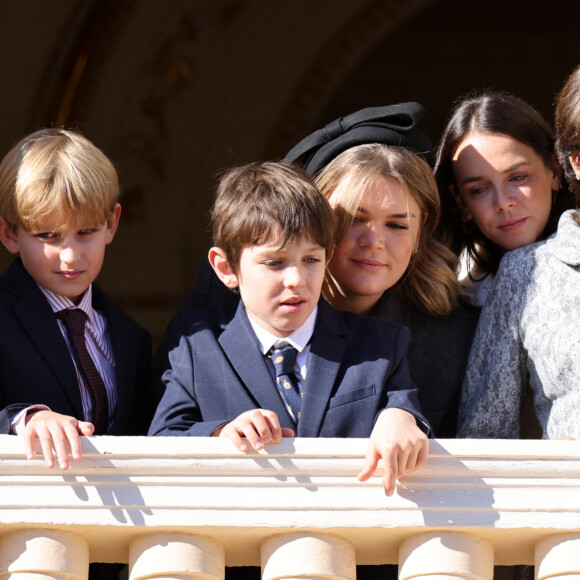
[[262, 533, 355, 580], [0, 530, 89, 580], [536, 533, 580, 580], [399, 532, 493, 580], [129, 533, 224, 580]]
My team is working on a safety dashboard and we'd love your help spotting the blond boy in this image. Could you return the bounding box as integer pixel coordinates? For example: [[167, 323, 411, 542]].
[[0, 128, 152, 469]]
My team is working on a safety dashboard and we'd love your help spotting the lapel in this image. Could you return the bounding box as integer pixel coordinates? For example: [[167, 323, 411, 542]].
[[298, 299, 347, 437], [218, 302, 295, 426], [4, 259, 83, 417]]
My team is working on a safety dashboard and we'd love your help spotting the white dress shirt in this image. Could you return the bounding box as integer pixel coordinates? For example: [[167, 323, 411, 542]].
[[247, 306, 317, 421]]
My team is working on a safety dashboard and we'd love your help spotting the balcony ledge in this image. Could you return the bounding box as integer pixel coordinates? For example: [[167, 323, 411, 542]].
[[1, 435, 579, 567]]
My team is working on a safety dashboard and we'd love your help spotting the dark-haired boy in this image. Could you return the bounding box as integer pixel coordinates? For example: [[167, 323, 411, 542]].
[[149, 161, 430, 494]]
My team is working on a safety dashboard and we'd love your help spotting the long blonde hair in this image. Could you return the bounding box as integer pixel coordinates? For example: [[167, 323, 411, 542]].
[[315, 144, 460, 316]]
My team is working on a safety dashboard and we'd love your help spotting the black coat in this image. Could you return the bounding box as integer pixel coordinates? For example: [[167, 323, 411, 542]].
[[370, 290, 477, 437], [0, 258, 153, 435]]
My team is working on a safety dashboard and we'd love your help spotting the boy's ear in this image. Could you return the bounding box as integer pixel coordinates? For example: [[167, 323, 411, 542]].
[[569, 150, 580, 180], [449, 184, 473, 222], [105, 203, 122, 245], [0, 216, 20, 254], [208, 247, 239, 288]]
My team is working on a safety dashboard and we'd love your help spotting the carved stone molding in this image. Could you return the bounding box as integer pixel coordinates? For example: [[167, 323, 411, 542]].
[[1, 436, 580, 567]]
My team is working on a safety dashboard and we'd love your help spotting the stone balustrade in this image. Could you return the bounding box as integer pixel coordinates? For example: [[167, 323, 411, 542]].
[[0, 435, 579, 580]]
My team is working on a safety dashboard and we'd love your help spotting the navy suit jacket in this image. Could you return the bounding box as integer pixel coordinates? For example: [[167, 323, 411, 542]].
[[0, 259, 154, 435], [149, 299, 429, 438]]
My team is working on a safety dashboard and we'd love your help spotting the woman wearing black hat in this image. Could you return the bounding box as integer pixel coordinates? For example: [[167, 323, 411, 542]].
[[284, 103, 474, 437]]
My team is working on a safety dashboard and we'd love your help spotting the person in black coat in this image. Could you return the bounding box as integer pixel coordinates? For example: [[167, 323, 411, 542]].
[[0, 128, 153, 472]]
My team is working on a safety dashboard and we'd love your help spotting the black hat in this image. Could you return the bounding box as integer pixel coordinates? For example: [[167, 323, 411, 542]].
[[284, 102, 433, 175]]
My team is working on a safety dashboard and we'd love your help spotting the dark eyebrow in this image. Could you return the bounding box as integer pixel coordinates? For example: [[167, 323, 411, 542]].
[[460, 161, 531, 186], [503, 161, 530, 173], [460, 176, 484, 186]]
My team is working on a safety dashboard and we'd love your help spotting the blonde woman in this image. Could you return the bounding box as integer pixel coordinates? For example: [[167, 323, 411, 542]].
[[315, 144, 476, 437]]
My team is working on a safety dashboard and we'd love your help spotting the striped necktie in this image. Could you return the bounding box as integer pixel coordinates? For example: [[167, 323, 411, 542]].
[[57, 308, 109, 434]]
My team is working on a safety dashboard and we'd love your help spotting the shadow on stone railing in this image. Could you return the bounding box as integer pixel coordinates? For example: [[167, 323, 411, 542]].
[[0, 435, 579, 580]]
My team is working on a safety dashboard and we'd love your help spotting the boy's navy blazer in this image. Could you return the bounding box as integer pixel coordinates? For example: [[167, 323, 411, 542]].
[[149, 298, 429, 438], [0, 258, 153, 435]]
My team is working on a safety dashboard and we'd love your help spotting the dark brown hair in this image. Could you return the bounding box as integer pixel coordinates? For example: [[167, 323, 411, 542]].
[[210, 161, 335, 273], [434, 90, 575, 276]]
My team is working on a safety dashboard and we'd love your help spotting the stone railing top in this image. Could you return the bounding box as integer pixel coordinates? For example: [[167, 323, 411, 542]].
[[0, 435, 579, 565]]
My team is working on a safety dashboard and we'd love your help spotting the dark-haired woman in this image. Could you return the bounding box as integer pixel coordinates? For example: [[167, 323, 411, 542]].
[[435, 91, 575, 307], [458, 68, 580, 439]]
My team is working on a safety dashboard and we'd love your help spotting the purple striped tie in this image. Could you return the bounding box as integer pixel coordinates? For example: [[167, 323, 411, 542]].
[[57, 308, 109, 434]]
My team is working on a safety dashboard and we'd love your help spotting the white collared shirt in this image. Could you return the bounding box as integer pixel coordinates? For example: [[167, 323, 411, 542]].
[[246, 306, 317, 421]]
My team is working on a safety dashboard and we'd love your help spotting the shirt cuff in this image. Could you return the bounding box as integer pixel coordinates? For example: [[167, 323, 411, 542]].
[[12, 405, 51, 435]]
